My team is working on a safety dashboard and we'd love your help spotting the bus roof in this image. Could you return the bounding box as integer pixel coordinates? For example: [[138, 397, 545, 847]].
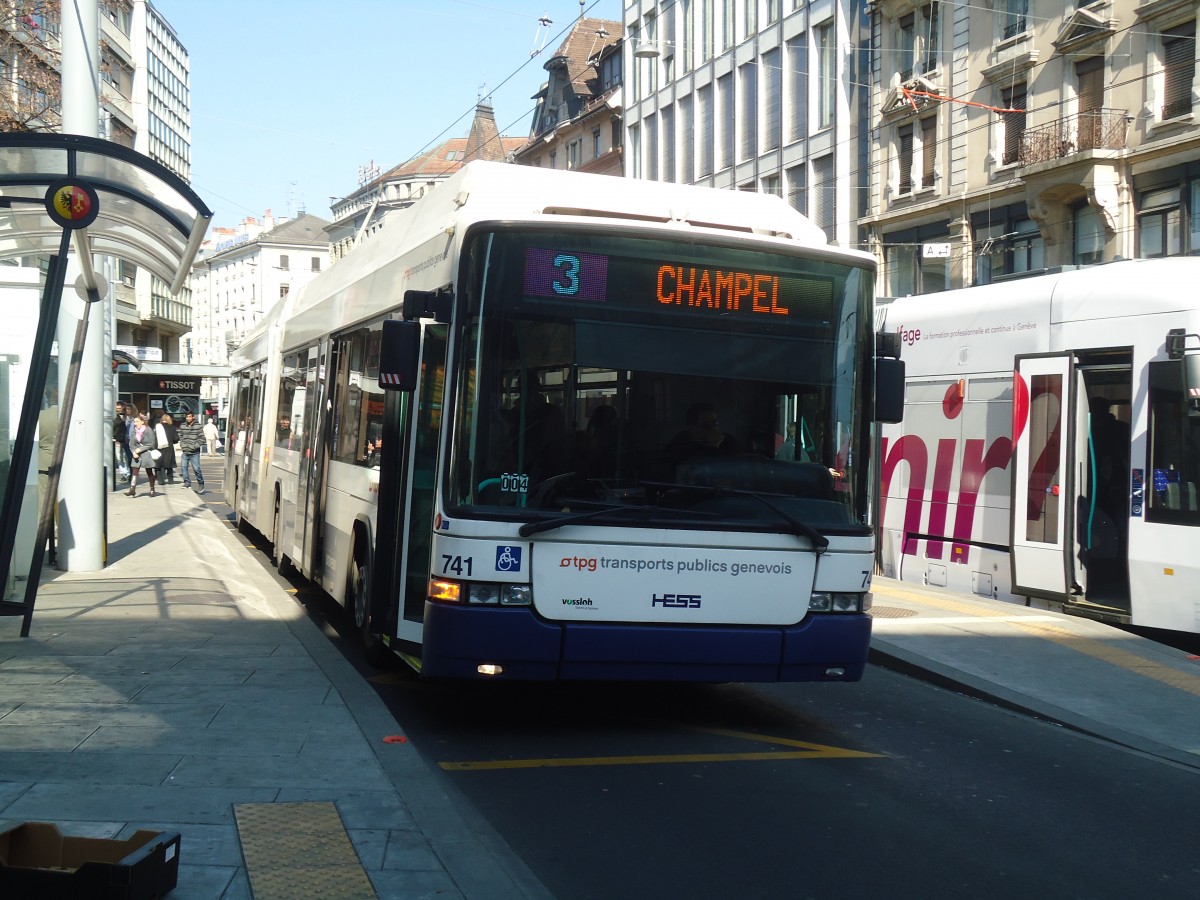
[[233, 162, 872, 366]]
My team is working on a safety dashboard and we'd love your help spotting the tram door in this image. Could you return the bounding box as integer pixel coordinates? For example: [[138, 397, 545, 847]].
[[1073, 356, 1133, 613], [1011, 353, 1074, 600], [295, 339, 332, 583]]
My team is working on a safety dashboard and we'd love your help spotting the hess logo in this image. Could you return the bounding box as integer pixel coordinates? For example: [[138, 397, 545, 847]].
[[652, 593, 701, 609]]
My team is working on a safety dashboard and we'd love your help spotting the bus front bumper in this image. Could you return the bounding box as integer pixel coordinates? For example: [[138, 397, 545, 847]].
[[418, 603, 872, 682]]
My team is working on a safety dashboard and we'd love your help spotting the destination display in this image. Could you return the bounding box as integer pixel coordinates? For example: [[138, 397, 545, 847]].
[[522, 246, 834, 323]]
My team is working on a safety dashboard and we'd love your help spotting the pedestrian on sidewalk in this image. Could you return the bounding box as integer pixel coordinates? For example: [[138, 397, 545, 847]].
[[177, 410, 207, 494], [203, 416, 220, 456], [155, 413, 179, 484], [127, 414, 160, 497], [113, 400, 133, 481]]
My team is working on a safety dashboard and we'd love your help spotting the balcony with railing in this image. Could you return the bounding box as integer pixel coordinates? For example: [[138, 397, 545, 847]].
[[1019, 109, 1128, 166]]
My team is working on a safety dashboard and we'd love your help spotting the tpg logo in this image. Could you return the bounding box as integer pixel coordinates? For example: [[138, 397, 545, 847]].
[[652, 593, 701, 609]]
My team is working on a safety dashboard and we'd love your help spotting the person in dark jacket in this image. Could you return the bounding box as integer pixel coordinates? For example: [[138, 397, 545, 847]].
[[155, 413, 179, 484], [176, 410, 206, 493], [127, 414, 159, 497], [113, 400, 133, 481]]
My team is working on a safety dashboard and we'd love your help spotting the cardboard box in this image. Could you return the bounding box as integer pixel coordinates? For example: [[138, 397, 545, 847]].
[[0, 822, 180, 899]]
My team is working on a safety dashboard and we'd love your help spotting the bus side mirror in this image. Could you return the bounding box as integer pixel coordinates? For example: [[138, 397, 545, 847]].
[[378, 319, 420, 392], [874, 356, 905, 424]]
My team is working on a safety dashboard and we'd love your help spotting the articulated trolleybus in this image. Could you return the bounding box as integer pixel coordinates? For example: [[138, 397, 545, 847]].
[[879, 258, 1200, 635], [227, 161, 904, 681]]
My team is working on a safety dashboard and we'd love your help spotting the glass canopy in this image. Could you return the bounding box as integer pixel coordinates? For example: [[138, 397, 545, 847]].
[[0, 133, 211, 293]]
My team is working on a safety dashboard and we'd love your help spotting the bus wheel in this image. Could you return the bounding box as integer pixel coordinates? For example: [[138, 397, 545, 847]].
[[349, 551, 387, 666]]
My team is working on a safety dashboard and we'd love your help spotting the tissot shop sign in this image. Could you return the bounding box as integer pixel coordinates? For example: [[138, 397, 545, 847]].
[[119, 374, 202, 416]]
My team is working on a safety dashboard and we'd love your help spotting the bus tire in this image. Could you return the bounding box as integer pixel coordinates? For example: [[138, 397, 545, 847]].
[[271, 492, 293, 577], [349, 541, 388, 667]]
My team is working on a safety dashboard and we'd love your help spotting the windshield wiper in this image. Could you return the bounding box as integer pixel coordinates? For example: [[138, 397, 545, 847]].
[[518, 500, 721, 537], [641, 481, 829, 553]]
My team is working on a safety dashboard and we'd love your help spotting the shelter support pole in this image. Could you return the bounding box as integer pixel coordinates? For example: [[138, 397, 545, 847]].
[[57, 0, 105, 572]]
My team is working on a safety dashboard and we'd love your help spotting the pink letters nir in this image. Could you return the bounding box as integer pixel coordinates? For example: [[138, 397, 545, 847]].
[[881, 377, 1043, 563]]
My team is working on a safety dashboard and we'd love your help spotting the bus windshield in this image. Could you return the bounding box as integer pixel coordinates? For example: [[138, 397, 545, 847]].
[[447, 228, 873, 532]]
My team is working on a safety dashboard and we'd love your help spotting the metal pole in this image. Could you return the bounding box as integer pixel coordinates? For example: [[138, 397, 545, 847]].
[[0, 239, 71, 614], [57, 0, 105, 571]]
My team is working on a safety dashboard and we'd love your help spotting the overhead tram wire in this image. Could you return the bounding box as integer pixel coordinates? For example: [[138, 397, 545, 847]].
[[407, 0, 608, 168]]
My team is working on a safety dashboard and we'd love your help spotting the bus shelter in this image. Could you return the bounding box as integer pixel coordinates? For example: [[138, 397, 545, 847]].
[[0, 133, 211, 633]]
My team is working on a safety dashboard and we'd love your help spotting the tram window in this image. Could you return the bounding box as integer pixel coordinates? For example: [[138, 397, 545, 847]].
[[1146, 362, 1200, 524]]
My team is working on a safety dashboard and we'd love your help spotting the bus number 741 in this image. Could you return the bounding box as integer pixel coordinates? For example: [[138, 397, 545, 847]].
[[442, 555, 474, 577]]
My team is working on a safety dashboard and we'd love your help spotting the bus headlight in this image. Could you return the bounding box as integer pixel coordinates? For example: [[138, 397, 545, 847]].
[[459, 583, 532, 606], [500, 585, 532, 606], [467, 584, 501, 605], [809, 591, 867, 613]]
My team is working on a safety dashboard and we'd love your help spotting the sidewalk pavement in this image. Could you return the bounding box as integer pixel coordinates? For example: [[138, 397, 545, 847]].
[[0, 480, 553, 900], [4, 490, 1199, 899], [869, 577, 1200, 771]]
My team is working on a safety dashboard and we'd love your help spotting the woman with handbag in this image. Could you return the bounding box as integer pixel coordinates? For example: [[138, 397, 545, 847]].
[[155, 413, 179, 484], [127, 413, 160, 497]]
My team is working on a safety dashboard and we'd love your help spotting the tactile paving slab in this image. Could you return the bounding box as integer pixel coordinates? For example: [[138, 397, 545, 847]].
[[234, 802, 377, 899]]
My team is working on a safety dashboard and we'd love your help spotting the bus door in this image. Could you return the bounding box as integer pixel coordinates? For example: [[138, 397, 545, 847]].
[[295, 339, 332, 582], [1011, 353, 1076, 600], [396, 324, 448, 648]]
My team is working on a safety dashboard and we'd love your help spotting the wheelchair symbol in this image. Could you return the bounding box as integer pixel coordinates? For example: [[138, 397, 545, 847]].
[[496, 546, 521, 572]]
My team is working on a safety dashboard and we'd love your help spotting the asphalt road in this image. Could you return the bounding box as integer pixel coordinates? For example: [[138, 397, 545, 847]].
[[215, 489, 1200, 900]]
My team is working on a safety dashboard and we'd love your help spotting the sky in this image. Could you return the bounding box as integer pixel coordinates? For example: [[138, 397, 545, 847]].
[[152, 0, 622, 231]]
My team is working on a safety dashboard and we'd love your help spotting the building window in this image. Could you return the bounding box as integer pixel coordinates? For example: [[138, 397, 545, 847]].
[[817, 21, 835, 129], [1073, 203, 1104, 265], [280, 284, 290, 300], [311, 256, 321, 273], [718, 72, 734, 170], [1001, 83, 1026, 165], [897, 124, 914, 195], [886, 245, 917, 297], [1162, 23, 1195, 120], [786, 164, 807, 215], [662, 106, 676, 182], [898, 14, 915, 81], [679, 95, 695, 183], [646, 112, 659, 180], [762, 173, 781, 196], [813, 154, 835, 242], [592, 128, 602, 159], [698, 83, 714, 177], [975, 218, 1043, 284], [279, 254, 289, 271], [1001, 0, 1028, 41], [786, 35, 808, 144], [763, 48, 781, 152], [681, 0, 694, 73], [1138, 187, 1183, 258], [739, 61, 757, 161], [921, 116, 937, 189], [919, 4, 939, 75]]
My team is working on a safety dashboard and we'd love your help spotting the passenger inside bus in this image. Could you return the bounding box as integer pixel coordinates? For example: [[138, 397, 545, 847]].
[[662, 402, 744, 471]]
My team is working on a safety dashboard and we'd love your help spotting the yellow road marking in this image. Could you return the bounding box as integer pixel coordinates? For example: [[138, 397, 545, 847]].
[[440, 727, 881, 771], [873, 584, 1200, 697]]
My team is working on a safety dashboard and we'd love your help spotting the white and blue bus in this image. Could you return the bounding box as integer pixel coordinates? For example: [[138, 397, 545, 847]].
[[226, 161, 903, 681]]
